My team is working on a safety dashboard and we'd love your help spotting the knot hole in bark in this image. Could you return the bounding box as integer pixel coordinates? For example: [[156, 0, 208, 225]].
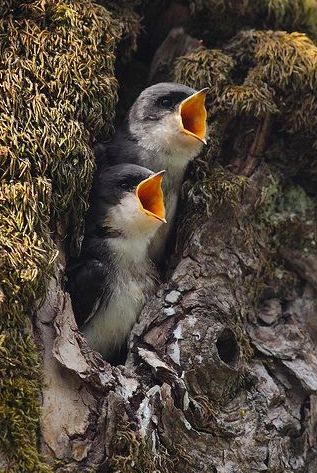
[[216, 328, 240, 367]]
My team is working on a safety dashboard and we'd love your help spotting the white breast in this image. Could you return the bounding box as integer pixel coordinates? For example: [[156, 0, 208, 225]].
[[82, 245, 155, 360], [82, 277, 145, 359]]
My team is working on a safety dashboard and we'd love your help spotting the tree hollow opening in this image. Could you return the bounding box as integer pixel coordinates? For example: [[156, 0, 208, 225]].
[[216, 328, 240, 367]]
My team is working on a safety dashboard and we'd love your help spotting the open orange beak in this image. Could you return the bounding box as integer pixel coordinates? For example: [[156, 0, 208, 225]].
[[136, 170, 167, 223], [179, 88, 208, 144]]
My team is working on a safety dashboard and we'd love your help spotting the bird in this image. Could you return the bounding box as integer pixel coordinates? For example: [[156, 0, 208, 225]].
[[67, 163, 166, 360], [94, 82, 208, 261]]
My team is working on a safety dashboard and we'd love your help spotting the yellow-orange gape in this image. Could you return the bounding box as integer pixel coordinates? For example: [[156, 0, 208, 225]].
[[136, 170, 166, 223], [179, 88, 208, 144]]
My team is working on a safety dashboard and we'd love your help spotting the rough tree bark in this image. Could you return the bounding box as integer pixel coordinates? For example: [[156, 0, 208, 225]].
[[37, 166, 317, 473]]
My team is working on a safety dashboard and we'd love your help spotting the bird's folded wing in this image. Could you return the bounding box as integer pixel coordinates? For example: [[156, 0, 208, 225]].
[[94, 128, 155, 168], [66, 258, 111, 328]]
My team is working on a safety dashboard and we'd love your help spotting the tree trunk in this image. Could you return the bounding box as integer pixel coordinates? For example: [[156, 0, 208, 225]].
[[2, 1, 317, 472], [37, 153, 317, 473]]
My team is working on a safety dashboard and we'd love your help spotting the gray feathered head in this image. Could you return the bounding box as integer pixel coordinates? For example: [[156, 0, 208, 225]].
[[128, 82, 208, 154]]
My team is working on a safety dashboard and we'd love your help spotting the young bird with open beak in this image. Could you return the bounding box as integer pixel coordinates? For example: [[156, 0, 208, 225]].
[[95, 82, 208, 261], [67, 164, 166, 360]]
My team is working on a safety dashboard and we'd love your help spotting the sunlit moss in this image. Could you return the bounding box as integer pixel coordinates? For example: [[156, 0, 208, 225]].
[[174, 47, 234, 101], [225, 30, 317, 127]]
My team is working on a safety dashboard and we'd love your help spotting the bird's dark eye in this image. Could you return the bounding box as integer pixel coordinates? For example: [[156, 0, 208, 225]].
[[159, 97, 173, 108], [120, 182, 130, 190]]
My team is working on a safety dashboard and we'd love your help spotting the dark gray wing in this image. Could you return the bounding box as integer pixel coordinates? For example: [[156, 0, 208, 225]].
[[66, 257, 112, 328], [94, 125, 157, 170]]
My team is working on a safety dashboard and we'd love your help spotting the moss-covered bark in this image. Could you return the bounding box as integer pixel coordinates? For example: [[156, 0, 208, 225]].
[[1, 0, 317, 472], [0, 1, 126, 470]]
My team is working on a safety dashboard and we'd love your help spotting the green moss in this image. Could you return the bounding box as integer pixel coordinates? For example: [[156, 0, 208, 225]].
[[225, 30, 317, 125], [186, 164, 247, 216], [174, 47, 234, 102], [250, 175, 317, 304], [255, 32, 317, 90], [0, 1, 128, 471], [258, 176, 316, 249]]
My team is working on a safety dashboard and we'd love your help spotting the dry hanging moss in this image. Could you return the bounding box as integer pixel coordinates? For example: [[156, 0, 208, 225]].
[[109, 429, 174, 473], [0, 1, 127, 471], [109, 424, 192, 473]]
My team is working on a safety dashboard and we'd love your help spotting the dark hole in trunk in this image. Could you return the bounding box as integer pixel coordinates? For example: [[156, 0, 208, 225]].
[[216, 328, 240, 367]]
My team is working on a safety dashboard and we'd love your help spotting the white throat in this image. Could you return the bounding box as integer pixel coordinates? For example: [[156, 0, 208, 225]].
[[130, 111, 204, 169], [106, 193, 162, 264], [108, 234, 150, 265]]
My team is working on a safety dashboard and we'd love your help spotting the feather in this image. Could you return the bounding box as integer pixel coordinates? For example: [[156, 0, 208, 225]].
[[67, 256, 113, 328]]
